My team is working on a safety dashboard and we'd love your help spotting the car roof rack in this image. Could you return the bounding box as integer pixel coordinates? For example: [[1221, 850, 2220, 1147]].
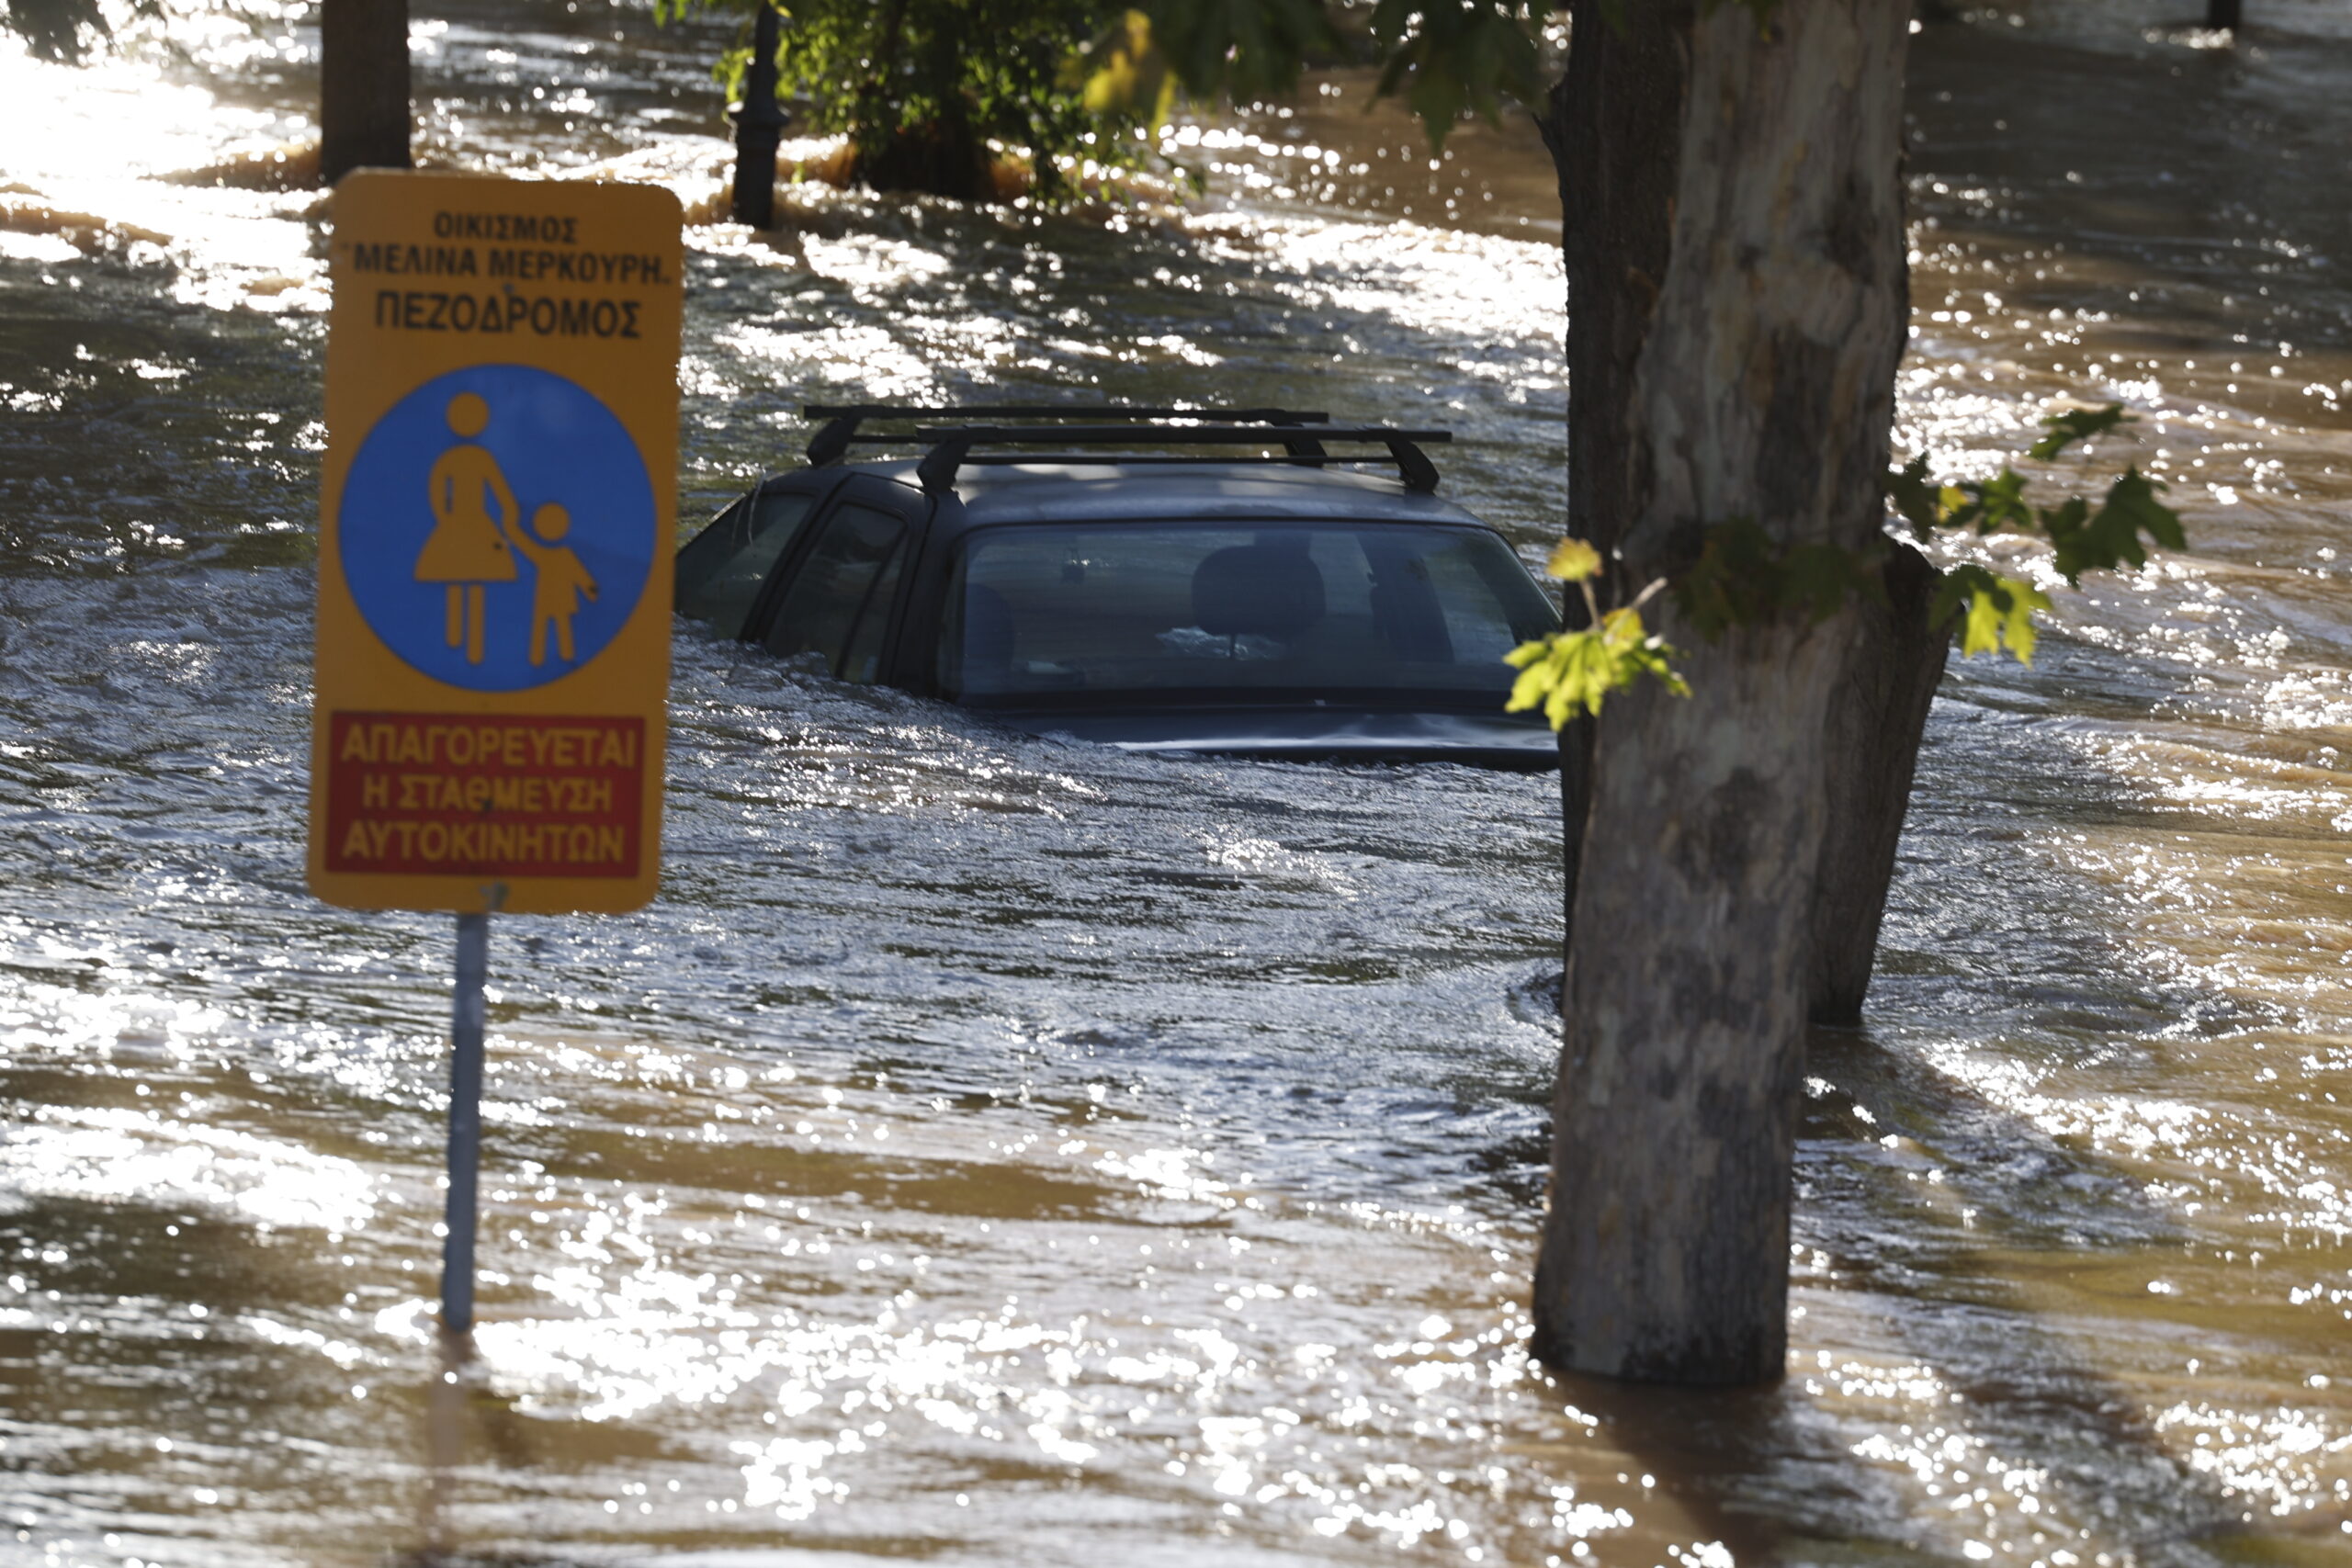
[[802, 403, 1329, 466], [799, 403, 1450, 496]]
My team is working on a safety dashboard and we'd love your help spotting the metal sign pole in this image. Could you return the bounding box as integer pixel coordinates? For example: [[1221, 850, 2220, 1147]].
[[440, 910, 490, 1336], [306, 172, 680, 1333]]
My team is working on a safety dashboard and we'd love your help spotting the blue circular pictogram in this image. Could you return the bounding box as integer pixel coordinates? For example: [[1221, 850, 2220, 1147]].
[[340, 364, 654, 693]]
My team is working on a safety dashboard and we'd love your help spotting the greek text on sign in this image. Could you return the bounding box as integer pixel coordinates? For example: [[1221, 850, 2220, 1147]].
[[308, 172, 681, 917], [325, 714, 645, 877]]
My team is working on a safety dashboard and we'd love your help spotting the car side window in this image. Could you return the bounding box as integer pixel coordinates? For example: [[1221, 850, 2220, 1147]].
[[836, 542, 907, 685], [1425, 536, 1548, 663], [675, 488, 819, 637], [763, 502, 906, 681]]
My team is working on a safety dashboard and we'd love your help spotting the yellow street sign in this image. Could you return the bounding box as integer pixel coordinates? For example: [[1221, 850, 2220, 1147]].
[[308, 171, 683, 915]]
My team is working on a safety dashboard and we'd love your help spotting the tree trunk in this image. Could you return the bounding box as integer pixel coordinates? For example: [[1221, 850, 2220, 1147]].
[[1807, 544, 1949, 1026], [854, 114, 992, 203], [1555, 716, 1593, 960], [5, 0, 111, 62], [1537, 0, 1688, 974], [842, 0, 992, 203], [320, 0, 412, 186], [1532, 0, 1913, 1384]]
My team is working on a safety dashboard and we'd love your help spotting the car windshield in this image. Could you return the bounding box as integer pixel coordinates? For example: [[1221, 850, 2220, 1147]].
[[938, 522, 1559, 706]]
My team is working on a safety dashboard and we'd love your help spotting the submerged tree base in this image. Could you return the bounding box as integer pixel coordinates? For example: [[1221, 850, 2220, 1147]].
[[854, 118, 994, 205], [1808, 544, 1950, 1027], [1532, 0, 1913, 1384]]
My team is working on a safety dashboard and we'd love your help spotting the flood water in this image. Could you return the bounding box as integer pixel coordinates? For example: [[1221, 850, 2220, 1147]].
[[2, 1, 2348, 1563]]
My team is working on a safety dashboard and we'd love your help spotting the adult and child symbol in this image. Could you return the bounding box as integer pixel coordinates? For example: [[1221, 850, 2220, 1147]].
[[417, 390, 598, 667]]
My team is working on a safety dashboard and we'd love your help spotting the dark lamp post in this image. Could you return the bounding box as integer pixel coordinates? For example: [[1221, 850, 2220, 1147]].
[[730, 2, 786, 229]]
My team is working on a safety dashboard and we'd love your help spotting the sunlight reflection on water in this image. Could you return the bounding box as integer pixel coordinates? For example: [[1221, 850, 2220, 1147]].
[[1, 0, 2350, 1563]]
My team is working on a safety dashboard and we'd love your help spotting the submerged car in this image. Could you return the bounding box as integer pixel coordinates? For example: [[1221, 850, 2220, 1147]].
[[673, 405, 1563, 769]]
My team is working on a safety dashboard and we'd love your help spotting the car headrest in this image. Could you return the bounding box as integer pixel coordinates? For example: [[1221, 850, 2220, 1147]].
[[1192, 545, 1326, 641], [964, 583, 1015, 671]]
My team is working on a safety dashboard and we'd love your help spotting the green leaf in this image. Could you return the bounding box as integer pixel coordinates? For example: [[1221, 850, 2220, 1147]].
[[1946, 570, 2051, 664], [1784, 540, 1888, 621], [1884, 453, 1944, 540], [1998, 577, 2052, 663], [1545, 537, 1603, 582], [658, 0, 1201, 211], [1076, 10, 1174, 124], [2029, 402, 2132, 462], [1670, 517, 1776, 640], [2043, 467, 2182, 583], [1928, 562, 1996, 635], [1962, 468, 2033, 536], [2113, 468, 2186, 552], [1135, 0, 1339, 107], [1959, 584, 2004, 658], [1884, 406, 2187, 672], [1501, 608, 1688, 729], [1365, 1, 1544, 149], [1670, 519, 1885, 637]]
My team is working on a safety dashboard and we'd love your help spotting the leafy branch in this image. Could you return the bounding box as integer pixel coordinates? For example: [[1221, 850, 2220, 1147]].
[[1672, 520, 1887, 641], [1080, 2, 1547, 158], [1885, 403, 2185, 660], [655, 0, 1169, 205], [1503, 539, 1687, 728], [1364, 1, 1545, 150], [1507, 403, 2189, 728]]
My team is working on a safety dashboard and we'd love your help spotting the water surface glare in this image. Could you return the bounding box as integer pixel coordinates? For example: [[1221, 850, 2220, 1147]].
[[2, 2, 2350, 1564]]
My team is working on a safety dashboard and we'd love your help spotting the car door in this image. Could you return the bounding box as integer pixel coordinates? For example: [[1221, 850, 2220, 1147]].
[[673, 472, 840, 638], [752, 476, 931, 684]]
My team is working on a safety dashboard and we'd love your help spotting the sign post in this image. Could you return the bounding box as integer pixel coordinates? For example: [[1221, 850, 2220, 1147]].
[[441, 911, 490, 1331], [309, 171, 683, 1337]]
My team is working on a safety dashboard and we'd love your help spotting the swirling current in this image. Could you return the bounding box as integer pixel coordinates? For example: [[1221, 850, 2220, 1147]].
[[0, 1, 2348, 1563]]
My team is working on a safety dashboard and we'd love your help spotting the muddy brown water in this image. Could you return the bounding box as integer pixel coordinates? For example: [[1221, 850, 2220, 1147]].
[[1, 2, 2348, 1563]]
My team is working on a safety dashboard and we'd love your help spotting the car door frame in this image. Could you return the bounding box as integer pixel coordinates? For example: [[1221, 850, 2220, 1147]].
[[674, 468, 847, 629], [741, 471, 935, 682]]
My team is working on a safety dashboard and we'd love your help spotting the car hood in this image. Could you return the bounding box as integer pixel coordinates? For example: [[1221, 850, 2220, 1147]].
[[975, 704, 1560, 771]]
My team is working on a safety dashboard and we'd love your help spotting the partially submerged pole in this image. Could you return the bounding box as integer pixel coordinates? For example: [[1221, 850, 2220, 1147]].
[[320, 0, 413, 185], [730, 2, 786, 228], [2206, 0, 2242, 29], [440, 911, 489, 1336]]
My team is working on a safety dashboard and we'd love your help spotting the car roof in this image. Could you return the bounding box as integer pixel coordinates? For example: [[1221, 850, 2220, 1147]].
[[832, 458, 1495, 531]]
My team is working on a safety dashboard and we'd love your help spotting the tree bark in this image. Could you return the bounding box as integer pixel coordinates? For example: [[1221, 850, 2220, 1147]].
[[1555, 715, 1593, 961], [4, 0, 110, 62], [1807, 544, 1949, 1026], [1538, 0, 1688, 973], [840, 0, 994, 202], [320, 0, 412, 186], [854, 114, 993, 203], [1540, 0, 1937, 1028], [1532, 0, 1913, 1384]]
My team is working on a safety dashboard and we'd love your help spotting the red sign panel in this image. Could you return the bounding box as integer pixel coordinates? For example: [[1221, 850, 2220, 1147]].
[[324, 712, 644, 878]]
